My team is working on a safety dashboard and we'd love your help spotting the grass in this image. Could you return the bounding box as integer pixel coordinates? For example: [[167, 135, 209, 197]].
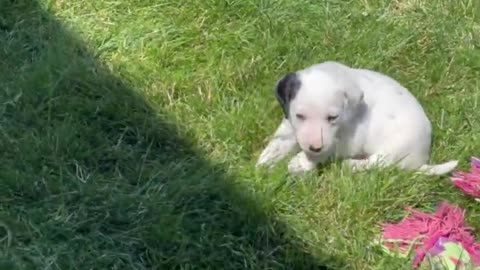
[[0, 0, 480, 269]]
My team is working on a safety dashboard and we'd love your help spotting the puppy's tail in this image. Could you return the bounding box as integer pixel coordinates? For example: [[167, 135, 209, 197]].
[[417, 160, 459, 176]]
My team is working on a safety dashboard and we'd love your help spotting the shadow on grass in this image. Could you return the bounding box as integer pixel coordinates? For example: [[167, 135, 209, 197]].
[[0, 1, 344, 269]]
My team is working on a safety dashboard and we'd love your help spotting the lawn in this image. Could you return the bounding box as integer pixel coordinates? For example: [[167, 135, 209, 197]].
[[1, 0, 479, 269]]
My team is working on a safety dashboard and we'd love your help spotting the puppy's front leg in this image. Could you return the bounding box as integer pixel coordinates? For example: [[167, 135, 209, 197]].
[[343, 154, 385, 172], [288, 151, 327, 173], [256, 118, 299, 168]]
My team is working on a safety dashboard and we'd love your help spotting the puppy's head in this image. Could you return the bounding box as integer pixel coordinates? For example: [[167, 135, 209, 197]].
[[275, 68, 363, 157]]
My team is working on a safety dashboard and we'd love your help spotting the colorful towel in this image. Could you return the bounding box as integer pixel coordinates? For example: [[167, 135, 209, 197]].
[[420, 237, 478, 269], [451, 157, 480, 200], [379, 202, 480, 268]]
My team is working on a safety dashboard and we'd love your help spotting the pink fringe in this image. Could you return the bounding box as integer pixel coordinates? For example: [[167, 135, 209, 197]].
[[451, 157, 480, 198], [382, 202, 480, 268]]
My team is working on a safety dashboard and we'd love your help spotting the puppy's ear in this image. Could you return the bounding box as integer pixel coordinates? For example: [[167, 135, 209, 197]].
[[343, 86, 364, 109], [275, 73, 301, 118]]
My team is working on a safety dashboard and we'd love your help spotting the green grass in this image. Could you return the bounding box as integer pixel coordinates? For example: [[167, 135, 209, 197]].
[[1, 0, 480, 269]]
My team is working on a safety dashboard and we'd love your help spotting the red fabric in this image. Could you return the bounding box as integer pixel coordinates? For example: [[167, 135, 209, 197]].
[[381, 202, 480, 268], [451, 157, 480, 198]]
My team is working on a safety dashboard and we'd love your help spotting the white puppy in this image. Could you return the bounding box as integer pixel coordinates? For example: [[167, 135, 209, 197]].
[[256, 61, 458, 175]]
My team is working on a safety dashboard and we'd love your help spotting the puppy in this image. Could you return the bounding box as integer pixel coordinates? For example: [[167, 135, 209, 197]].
[[256, 61, 458, 175]]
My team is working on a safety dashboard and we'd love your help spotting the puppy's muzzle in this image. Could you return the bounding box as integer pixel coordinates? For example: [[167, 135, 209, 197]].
[[308, 145, 323, 153]]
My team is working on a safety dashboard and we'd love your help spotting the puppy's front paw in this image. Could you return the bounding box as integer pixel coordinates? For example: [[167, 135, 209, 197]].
[[343, 159, 363, 172], [256, 140, 297, 168], [256, 147, 279, 168], [287, 152, 316, 173]]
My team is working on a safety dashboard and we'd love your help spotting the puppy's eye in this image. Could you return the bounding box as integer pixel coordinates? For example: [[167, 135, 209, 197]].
[[296, 114, 306, 120], [327, 115, 339, 122]]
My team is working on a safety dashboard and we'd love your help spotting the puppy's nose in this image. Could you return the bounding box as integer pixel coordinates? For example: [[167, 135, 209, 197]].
[[309, 145, 323, 153]]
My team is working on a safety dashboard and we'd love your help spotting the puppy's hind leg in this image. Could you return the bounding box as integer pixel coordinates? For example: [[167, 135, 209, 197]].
[[256, 118, 299, 168]]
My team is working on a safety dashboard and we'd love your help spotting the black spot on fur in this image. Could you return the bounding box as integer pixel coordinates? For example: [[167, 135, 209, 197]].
[[275, 73, 301, 118]]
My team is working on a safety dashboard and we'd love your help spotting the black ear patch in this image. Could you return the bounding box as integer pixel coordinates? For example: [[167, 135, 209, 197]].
[[275, 73, 301, 118]]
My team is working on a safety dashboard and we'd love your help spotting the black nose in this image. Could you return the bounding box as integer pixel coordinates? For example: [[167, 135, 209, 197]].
[[309, 145, 322, 152]]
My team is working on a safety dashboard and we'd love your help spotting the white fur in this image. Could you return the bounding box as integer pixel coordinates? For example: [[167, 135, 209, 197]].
[[256, 61, 458, 175]]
